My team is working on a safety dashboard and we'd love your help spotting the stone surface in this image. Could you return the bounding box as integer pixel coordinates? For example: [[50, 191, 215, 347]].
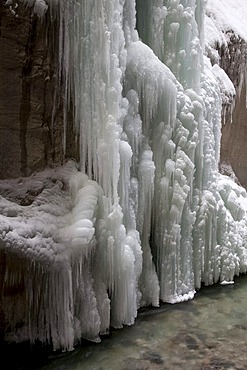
[[221, 81, 247, 188], [0, 1, 77, 180], [219, 36, 247, 188]]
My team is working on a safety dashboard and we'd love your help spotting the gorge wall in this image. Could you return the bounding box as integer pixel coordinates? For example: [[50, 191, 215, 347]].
[[205, 1, 247, 188], [219, 38, 247, 188], [1, 0, 247, 352], [0, 0, 78, 180]]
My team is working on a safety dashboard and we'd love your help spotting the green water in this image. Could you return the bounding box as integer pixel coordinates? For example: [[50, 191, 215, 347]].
[[4, 276, 247, 370]]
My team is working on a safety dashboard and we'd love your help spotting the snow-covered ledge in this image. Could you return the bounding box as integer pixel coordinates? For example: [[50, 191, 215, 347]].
[[0, 161, 103, 351], [205, 0, 247, 188]]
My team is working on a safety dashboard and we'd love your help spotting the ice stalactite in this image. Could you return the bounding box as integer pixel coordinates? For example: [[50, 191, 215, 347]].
[[57, 0, 143, 339], [1, 0, 247, 351], [132, 0, 205, 301]]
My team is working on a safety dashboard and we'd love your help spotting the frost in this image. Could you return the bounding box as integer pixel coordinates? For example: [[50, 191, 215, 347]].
[[212, 64, 236, 107], [206, 0, 247, 44], [205, 0, 247, 117], [220, 280, 234, 285]]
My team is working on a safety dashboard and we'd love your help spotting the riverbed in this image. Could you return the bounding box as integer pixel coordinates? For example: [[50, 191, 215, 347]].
[[4, 275, 247, 370]]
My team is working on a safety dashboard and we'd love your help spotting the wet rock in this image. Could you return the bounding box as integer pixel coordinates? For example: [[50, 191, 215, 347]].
[[196, 333, 207, 342], [205, 342, 218, 350], [122, 357, 149, 370], [234, 324, 247, 331], [172, 332, 199, 350], [201, 357, 236, 370], [142, 351, 164, 364], [172, 302, 199, 315], [184, 334, 199, 350], [215, 32, 247, 190]]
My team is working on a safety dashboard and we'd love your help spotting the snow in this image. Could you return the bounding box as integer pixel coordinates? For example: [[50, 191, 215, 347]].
[[2, 0, 247, 351], [206, 0, 247, 45], [220, 280, 234, 285], [205, 0, 247, 114], [212, 64, 236, 106], [0, 161, 101, 263]]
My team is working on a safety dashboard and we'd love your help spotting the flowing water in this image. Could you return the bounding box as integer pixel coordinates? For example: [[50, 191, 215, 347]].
[[4, 275, 247, 370]]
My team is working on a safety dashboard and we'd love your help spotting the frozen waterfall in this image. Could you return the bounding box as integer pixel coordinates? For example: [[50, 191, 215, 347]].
[[1, 0, 247, 352]]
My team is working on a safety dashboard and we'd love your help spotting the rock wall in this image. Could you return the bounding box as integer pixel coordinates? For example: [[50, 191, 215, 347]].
[[0, 1, 77, 180], [221, 81, 247, 188], [218, 36, 247, 188]]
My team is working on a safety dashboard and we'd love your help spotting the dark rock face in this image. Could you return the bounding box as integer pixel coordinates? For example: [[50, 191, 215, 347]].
[[218, 35, 247, 188], [0, 1, 76, 180], [221, 81, 247, 188]]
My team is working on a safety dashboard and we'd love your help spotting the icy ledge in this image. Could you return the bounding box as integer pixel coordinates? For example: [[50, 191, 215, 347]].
[[0, 161, 98, 264], [0, 161, 103, 351]]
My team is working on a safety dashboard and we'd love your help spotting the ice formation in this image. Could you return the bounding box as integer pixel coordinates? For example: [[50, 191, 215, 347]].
[[205, 0, 247, 117], [1, 0, 247, 351]]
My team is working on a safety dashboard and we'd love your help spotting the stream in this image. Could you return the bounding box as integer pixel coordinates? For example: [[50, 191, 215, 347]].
[[4, 275, 247, 370]]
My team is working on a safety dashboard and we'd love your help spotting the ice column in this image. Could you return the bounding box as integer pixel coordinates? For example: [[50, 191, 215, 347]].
[[127, 0, 203, 302], [58, 0, 143, 332]]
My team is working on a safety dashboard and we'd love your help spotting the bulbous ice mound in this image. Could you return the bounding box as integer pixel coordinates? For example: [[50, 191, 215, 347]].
[[0, 161, 104, 351], [0, 160, 143, 351], [0, 161, 98, 264]]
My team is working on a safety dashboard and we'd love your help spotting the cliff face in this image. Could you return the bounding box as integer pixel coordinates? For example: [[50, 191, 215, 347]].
[[221, 81, 247, 188], [205, 1, 247, 189], [218, 38, 247, 188], [0, 1, 66, 180]]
